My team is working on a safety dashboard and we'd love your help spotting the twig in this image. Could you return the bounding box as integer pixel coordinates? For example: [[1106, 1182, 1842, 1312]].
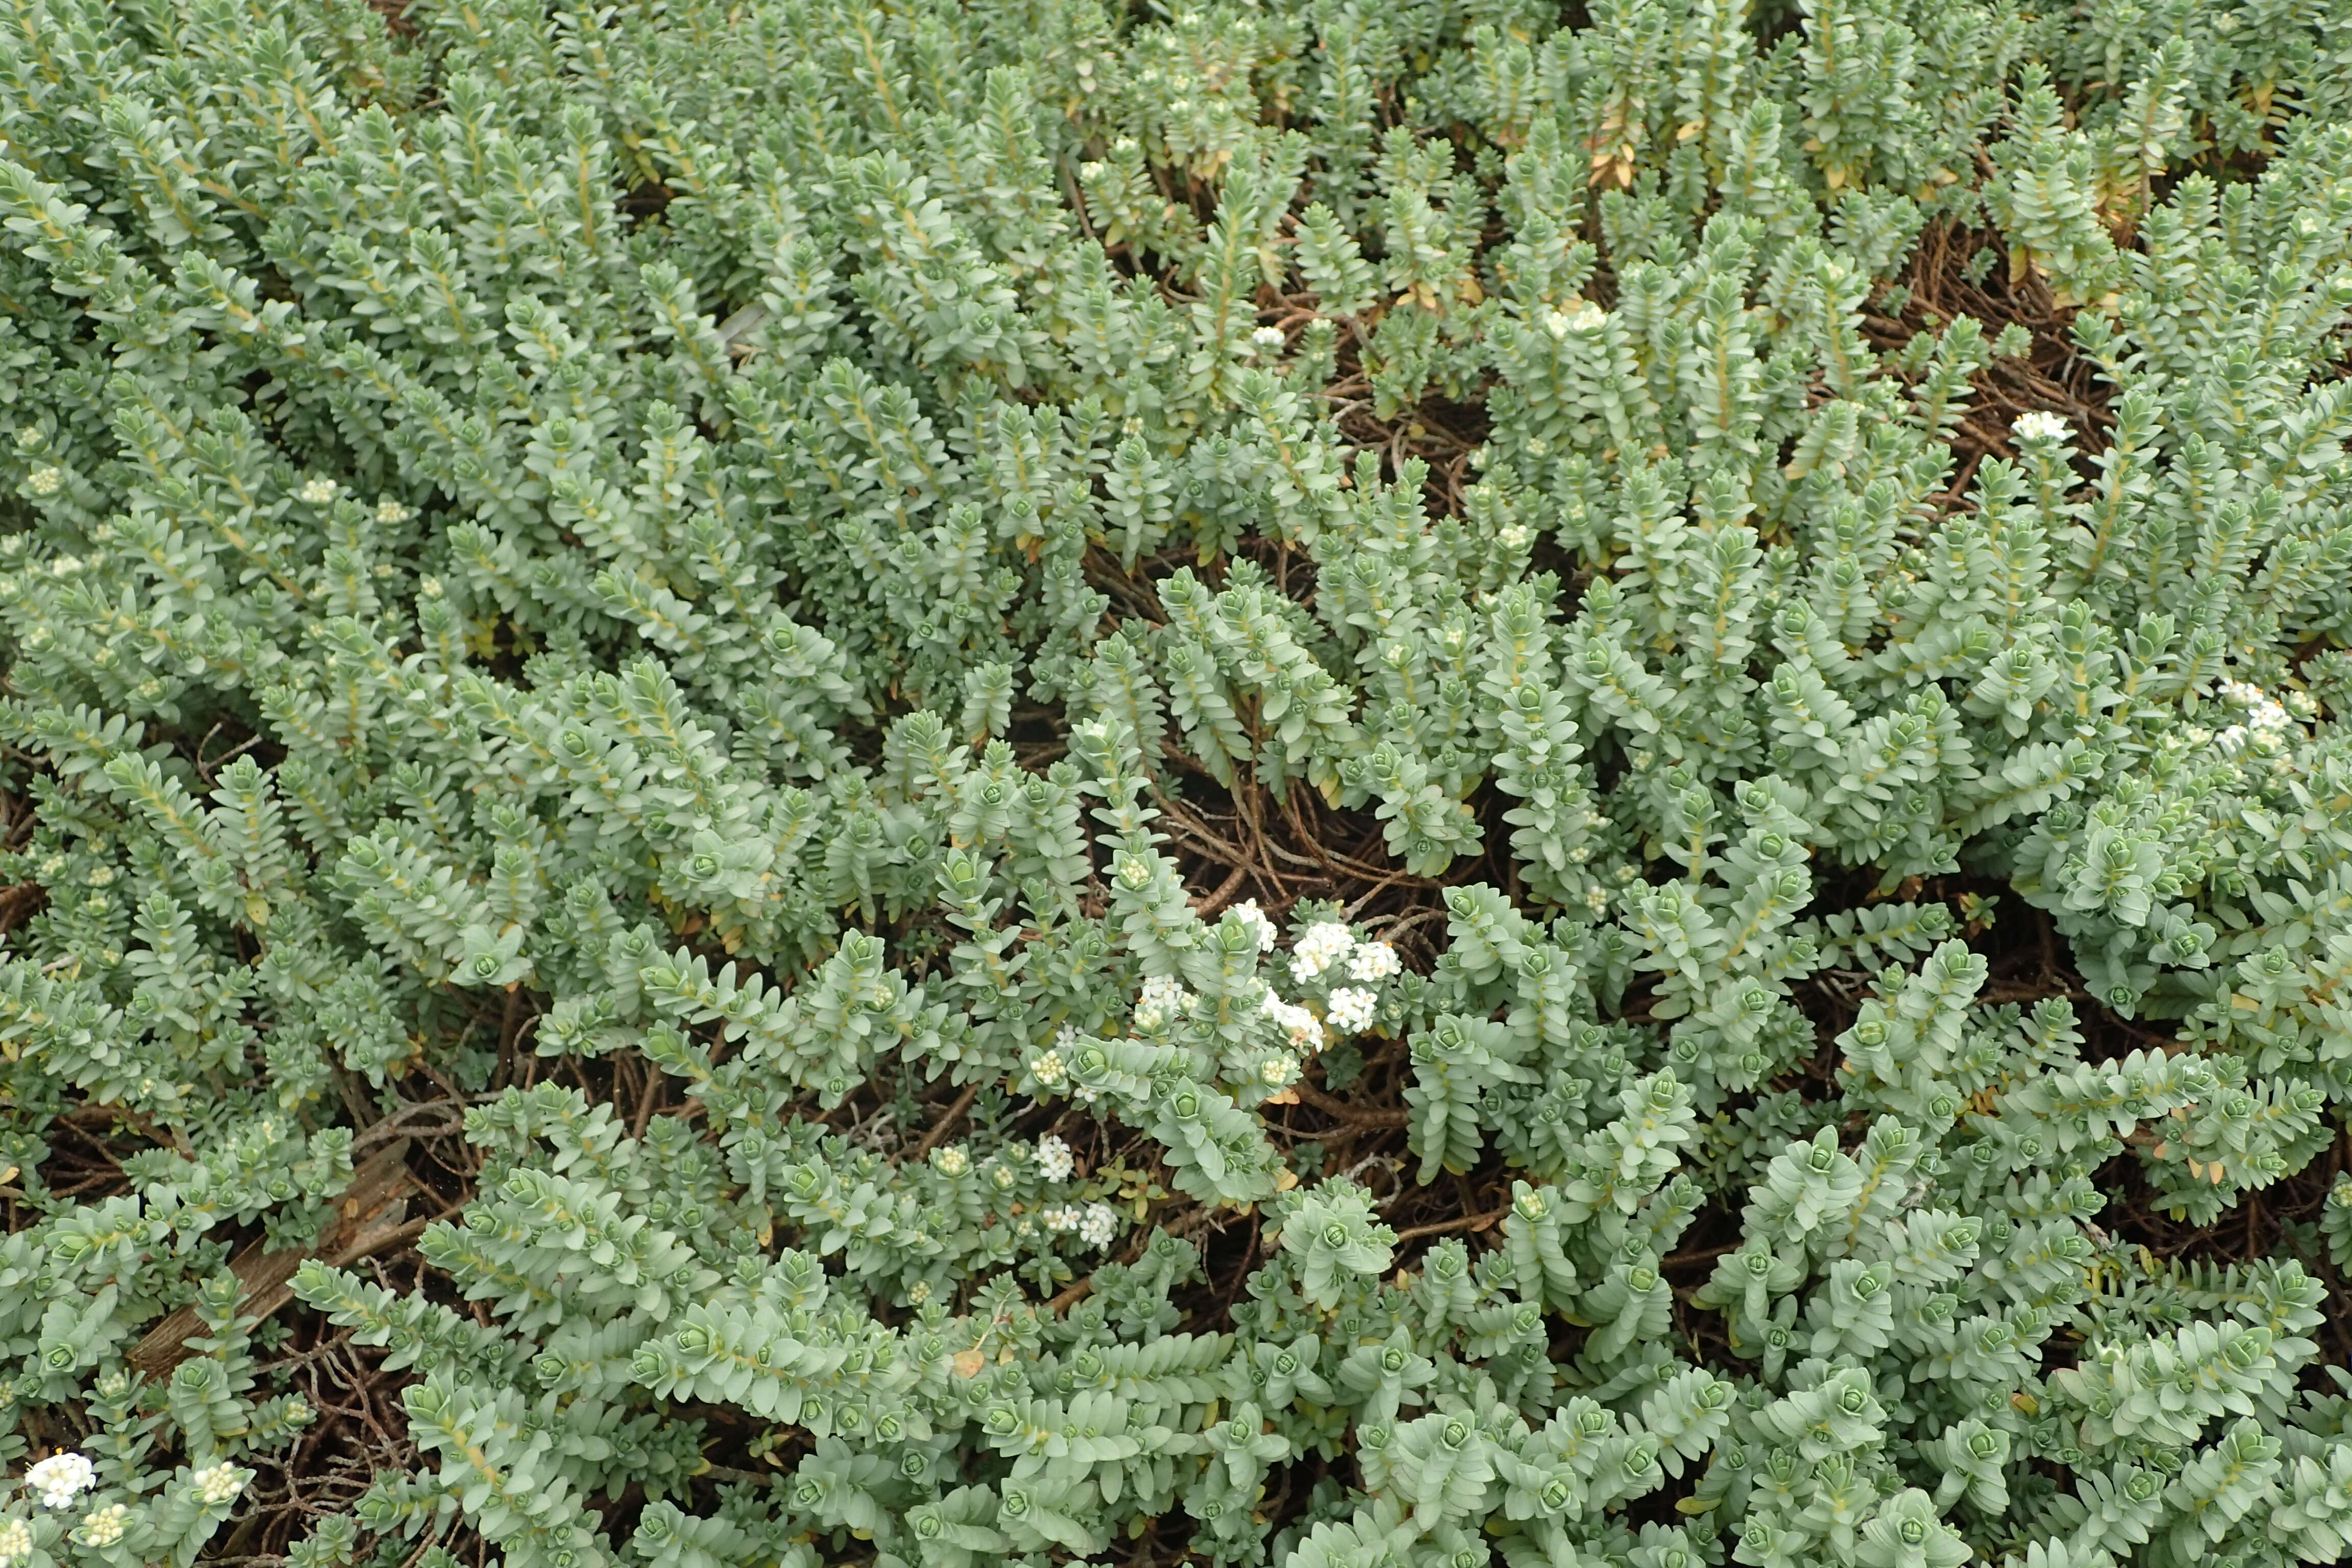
[[130, 1141, 419, 1375], [1293, 1080, 1409, 1128], [1192, 861, 1250, 918], [910, 1083, 983, 1160], [1393, 1208, 1506, 1244]]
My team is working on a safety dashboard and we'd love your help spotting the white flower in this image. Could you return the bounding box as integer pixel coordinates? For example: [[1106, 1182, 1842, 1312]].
[[1079, 1203, 1119, 1247], [375, 499, 412, 524], [190, 1464, 244, 1507], [1041, 1203, 1082, 1233], [1289, 921, 1355, 982], [1262, 995, 1326, 1051], [992, 1164, 1016, 1190], [1326, 986, 1378, 1034], [26, 467, 61, 496], [0, 1518, 29, 1566], [1133, 973, 1193, 1031], [1250, 325, 1286, 351], [79, 1502, 129, 1546], [1345, 941, 1400, 982], [1498, 523, 1532, 550], [933, 1145, 970, 1177], [1035, 1134, 1075, 1181], [1586, 886, 1610, 914], [2012, 410, 2070, 444], [1031, 1049, 1066, 1087], [2212, 680, 2295, 755], [298, 477, 338, 504], [1542, 300, 1604, 339], [907, 1279, 932, 1305], [1229, 900, 1278, 953], [27, 1452, 95, 1509], [1261, 1052, 1300, 1086]]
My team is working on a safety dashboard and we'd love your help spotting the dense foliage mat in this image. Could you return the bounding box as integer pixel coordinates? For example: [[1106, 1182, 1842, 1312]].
[[7, 0, 2352, 1564]]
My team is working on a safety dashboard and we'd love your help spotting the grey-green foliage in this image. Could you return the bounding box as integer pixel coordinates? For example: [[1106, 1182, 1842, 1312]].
[[1, 1, 2351, 1566]]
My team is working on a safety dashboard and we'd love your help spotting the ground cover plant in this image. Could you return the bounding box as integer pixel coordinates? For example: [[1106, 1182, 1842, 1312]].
[[5, 0, 2352, 1564]]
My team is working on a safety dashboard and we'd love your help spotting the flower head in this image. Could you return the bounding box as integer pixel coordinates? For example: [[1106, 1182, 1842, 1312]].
[[27, 1452, 95, 1509], [26, 467, 61, 496], [2012, 410, 2070, 445], [1326, 986, 1378, 1035], [1262, 995, 1326, 1051], [1079, 1203, 1120, 1248], [1035, 1135, 1075, 1182], [1134, 974, 1193, 1031], [1289, 922, 1355, 982], [0, 1517, 30, 1566], [298, 477, 338, 505], [1345, 941, 1401, 982], [190, 1463, 244, 1506], [78, 1503, 129, 1546]]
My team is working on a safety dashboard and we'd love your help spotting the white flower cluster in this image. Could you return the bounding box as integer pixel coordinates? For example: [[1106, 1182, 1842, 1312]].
[[1229, 899, 1278, 952], [298, 477, 338, 504], [1032, 1025, 1097, 1102], [79, 1503, 129, 1546], [1034, 1134, 1075, 1181], [1041, 1201, 1121, 1247], [1263, 995, 1326, 1051], [26, 1452, 94, 1509], [190, 1463, 244, 1506], [2215, 679, 2295, 753], [1289, 921, 1400, 988], [1133, 973, 1193, 1031], [0, 1518, 29, 1566], [1541, 300, 1605, 339], [1325, 986, 1379, 1034], [26, 467, 61, 496], [1250, 325, 1286, 351], [1289, 921, 1355, 981], [376, 498, 412, 524], [932, 1144, 970, 1177], [2012, 410, 2071, 444]]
